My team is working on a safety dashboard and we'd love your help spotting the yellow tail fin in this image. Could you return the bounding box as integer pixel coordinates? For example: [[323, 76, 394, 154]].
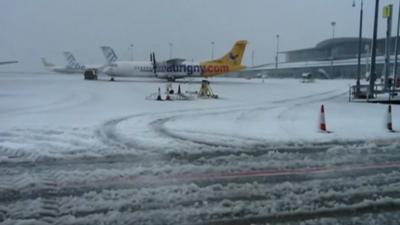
[[201, 40, 248, 77], [219, 40, 247, 66]]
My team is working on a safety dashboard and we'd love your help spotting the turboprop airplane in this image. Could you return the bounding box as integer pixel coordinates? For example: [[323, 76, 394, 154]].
[[42, 52, 103, 74], [103, 40, 248, 81]]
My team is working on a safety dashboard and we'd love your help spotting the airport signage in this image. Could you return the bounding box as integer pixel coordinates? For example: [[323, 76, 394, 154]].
[[383, 4, 393, 18]]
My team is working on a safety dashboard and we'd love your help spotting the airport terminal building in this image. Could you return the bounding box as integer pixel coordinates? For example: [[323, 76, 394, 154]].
[[251, 37, 400, 79]]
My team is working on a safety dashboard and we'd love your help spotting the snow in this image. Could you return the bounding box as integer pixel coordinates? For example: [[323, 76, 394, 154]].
[[1, 74, 398, 145], [164, 88, 400, 143], [1, 73, 400, 161], [1, 73, 400, 224]]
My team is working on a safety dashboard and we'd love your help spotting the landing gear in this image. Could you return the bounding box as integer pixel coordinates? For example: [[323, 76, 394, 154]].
[[198, 80, 218, 98], [110, 77, 115, 81]]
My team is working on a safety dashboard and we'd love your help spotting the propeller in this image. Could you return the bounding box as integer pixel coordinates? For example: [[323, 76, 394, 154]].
[[151, 52, 157, 77]]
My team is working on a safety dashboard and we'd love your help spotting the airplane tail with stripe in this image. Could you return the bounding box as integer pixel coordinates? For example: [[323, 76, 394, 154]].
[[64, 52, 84, 69], [41, 57, 54, 67], [100, 46, 118, 64]]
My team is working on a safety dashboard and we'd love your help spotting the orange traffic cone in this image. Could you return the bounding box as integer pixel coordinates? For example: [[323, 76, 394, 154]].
[[156, 87, 162, 101], [319, 104, 328, 133], [387, 104, 394, 132]]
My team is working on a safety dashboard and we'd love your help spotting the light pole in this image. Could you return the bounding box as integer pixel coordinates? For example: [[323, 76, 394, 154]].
[[251, 49, 255, 67], [275, 34, 280, 69], [331, 21, 336, 39], [383, 4, 393, 91], [369, 0, 380, 98], [210, 41, 215, 59], [330, 21, 336, 76], [168, 42, 173, 58], [393, 2, 400, 92], [353, 0, 363, 97], [130, 44, 134, 61]]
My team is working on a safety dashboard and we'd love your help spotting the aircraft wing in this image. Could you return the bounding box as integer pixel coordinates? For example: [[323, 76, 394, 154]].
[[165, 58, 185, 65], [0, 60, 18, 65]]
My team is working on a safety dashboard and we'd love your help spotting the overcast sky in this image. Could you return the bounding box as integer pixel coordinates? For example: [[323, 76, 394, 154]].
[[0, 0, 399, 71]]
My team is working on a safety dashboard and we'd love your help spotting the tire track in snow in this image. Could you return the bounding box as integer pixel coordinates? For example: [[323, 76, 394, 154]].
[[95, 114, 147, 150], [1, 160, 400, 203], [0, 91, 97, 116], [276, 90, 347, 138], [96, 88, 342, 152], [148, 89, 351, 151], [5, 187, 400, 224], [3, 86, 400, 224], [2, 159, 400, 224], [204, 200, 400, 225], [4, 170, 400, 224], [3, 138, 400, 200]]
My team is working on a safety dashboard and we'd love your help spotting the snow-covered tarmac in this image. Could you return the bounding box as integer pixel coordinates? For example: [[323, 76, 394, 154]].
[[1, 73, 400, 224]]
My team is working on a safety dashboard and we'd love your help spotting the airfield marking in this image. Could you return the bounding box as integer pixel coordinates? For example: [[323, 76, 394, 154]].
[[58, 161, 400, 188]]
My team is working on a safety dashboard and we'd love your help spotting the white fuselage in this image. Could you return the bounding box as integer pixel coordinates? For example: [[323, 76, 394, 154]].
[[104, 61, 202, 79], [46, 64, 102, 74]]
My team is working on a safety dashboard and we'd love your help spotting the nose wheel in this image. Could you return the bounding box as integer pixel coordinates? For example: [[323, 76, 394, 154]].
[[110, 77, 115, 81]]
